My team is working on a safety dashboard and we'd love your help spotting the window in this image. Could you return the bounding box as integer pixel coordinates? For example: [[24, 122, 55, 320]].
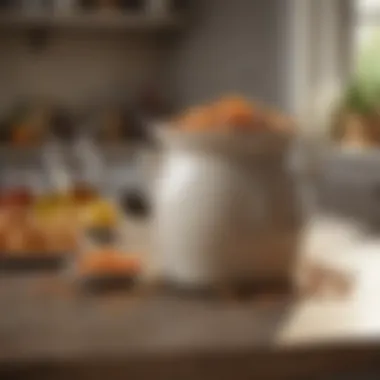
[[355, 0, 380, 64]]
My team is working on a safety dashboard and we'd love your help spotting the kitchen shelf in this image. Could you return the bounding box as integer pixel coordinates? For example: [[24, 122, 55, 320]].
[[0, 146, 45, 160], [0, 11, 184, 31], [0, 143, 144, 161]]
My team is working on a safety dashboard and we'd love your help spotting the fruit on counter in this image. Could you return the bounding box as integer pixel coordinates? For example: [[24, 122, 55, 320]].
[[79, 249, 141, 276], [7, 103, 51, 146], [69, 183, 99, 204], [5, 229, 26, 253], [0, 207, 29, 233], [0, 188, 34, 208], [81, 199, 119, 229], [33, 189, 116, 231], [4, 213, 47, 254], [172, 95, 295, 133], [3, 224, 47, 254], [44, 219, 80, 252], [20, 225, 47, 253], [33, 193, 74, 218], [33, 188, 97, 217], [11, 125, 37, 146], [0, 229, 7, 252], [0, 202, 80, 254]]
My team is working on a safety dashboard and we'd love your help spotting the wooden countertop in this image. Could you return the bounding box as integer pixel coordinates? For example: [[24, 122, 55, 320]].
[[2, 219, 380, 380], [1, 274, 380, 380]]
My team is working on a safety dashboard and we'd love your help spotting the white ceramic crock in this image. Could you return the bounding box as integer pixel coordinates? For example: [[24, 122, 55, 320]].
[[152, 129, 302, 287]]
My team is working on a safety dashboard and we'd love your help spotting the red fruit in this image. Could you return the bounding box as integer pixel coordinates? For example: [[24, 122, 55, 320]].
[[2, 188, 33, 208]]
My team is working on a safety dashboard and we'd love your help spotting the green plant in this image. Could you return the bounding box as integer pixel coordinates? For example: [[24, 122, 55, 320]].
[[344, 28, 380, 115]]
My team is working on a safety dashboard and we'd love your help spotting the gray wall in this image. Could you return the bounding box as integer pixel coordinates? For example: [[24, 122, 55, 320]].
[[0, 33, 163, 112], [166, 0, 289, 110], [0, 1, 354, 116], [0, 2, 291, 114]]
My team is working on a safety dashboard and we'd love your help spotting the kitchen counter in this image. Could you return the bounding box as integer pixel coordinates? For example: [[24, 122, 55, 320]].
[[2, 219, 380, 380]]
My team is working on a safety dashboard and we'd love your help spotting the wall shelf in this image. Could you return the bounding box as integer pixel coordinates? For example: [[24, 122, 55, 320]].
[[0, 12, 184, 32]]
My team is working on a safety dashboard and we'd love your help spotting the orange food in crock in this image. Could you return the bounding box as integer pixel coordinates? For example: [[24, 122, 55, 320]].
[[178, 106, 218, 131], [79, 250, 141, 276], [264, 108, 295, 134], [213, 96, 261, 130], [173, 95, 293, 133]]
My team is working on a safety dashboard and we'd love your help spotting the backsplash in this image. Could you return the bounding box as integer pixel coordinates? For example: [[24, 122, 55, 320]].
[[0, 31, 166, 112]]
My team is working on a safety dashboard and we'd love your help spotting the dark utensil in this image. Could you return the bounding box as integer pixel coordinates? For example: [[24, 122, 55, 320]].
[[51, 109, 76, 142], [121, 189, 149, 218]]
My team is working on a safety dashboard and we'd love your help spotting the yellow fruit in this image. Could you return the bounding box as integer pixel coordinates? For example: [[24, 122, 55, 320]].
[[81, 200, 119, 228]]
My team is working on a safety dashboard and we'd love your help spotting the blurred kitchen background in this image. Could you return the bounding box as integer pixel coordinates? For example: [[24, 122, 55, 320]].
[[0, 0, 380, 249], [0, 0, 378, 147], [0, 1, 359, 184], [0, 0, 379, 233], [0, 0, 376, 235], [3, 2, 380, 380], [0, 0, 358, 140]]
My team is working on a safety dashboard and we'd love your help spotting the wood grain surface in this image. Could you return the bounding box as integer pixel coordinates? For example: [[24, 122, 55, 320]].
[[2, 218, 380, 379], [1, 272, 380, 380]]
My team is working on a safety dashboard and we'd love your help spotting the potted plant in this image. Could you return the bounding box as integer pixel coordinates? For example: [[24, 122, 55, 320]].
[[334, 31, 380, 148]]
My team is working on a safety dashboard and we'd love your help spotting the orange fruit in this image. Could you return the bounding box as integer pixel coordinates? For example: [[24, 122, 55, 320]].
[[79, 250, 141, 275], [12, 127, 32, 145]]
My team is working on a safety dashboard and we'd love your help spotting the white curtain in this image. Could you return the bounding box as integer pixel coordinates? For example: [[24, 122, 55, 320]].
[[286, 0, 355, 134]]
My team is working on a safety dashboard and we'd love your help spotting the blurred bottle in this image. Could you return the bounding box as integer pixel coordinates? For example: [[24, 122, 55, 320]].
[[5, 101, 49, 146], [135, 84, 170, 143], [50, 108, 76, 142]]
